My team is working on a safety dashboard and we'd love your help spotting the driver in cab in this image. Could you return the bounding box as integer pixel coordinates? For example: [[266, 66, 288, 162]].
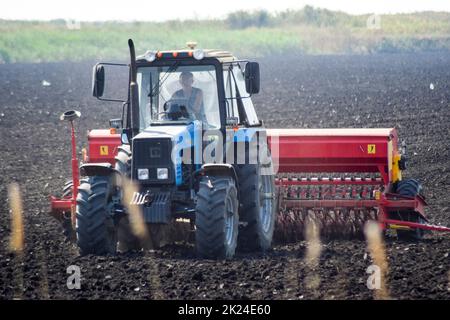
[[170, 71, 204, 121]]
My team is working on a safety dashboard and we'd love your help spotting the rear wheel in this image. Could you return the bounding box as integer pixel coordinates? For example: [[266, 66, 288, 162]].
[[394, 179, 426, 241], [195, 176, 239, 259], [76, 176, 117, 255]]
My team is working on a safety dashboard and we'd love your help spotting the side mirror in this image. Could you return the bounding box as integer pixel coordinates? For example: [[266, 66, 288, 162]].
[[109, 118, 122, 129], [121, 130, 130, 145], [92, 64, 105, 97], [244, 62, 260, 94]]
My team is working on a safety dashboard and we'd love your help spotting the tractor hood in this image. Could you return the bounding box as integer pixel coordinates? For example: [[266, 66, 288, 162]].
[[131, 122, 203, 186], [133, 121, 202, 143]]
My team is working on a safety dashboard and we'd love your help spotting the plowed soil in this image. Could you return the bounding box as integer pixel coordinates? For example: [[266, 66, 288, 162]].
[[0, 53, 449, 299]]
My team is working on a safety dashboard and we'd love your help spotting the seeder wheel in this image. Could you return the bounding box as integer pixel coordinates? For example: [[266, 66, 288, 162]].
[[392, 179, 426, 241]]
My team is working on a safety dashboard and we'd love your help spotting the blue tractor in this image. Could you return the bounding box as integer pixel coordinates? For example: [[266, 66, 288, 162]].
[[76, 40, 276, 259]]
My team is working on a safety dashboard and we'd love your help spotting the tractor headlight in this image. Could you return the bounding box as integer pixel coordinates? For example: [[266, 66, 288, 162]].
[[193, 49, 204, 60], [143, 50, 157, 62], [157, 168, 168, 180], [137, 168, 149, 180]]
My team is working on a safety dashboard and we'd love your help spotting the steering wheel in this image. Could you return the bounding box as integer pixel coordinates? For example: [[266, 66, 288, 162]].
[[162, 99, 196, 121]]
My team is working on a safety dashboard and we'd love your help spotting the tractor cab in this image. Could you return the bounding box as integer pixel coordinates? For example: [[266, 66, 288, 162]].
[[135, 61, 218, 129], [133, 48, 261, 131], [92, 45, 262, 137]]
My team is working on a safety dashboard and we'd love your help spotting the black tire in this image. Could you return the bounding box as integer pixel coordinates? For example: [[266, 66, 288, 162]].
[[61, 180, 76, 241], [62, 179, 74, 198], [396, 214, 426, 241], [394, 179, 426, 241], [236, 163, 276, 252], [195, 176, 239, 259], [395, 178, 422, 197], [114, 144, 141, 252], [62, 217, 76, 242], [115, 145, 132, 178], [76, 176, 117, 255]]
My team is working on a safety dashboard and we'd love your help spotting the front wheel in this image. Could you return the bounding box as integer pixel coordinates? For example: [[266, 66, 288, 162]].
[[195, 176, 239, 259]]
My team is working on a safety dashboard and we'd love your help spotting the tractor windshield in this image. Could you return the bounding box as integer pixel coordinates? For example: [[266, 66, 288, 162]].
[[137, 64, 220, 130]]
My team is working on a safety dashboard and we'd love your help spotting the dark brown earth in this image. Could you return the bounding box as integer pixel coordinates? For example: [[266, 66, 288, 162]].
[[0, 53, 449, 300]]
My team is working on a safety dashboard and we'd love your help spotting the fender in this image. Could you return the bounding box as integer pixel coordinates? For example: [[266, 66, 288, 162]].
[[199, 163, 239, 194], [80, 162, 116, 176]]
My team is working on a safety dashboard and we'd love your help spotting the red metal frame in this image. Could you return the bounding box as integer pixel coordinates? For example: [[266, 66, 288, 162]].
[[50, 128, 121, 219], [87, 129, 121, 165], [269, 128, 450, 234], [50, 196, 72, 212], [267, 128, 397, 185], [276, 177, 383, 186], [279, 190, 449, 232], [50, 120, 81, 224], [383, 219, 450, 232], [70, 121, 79, 226]]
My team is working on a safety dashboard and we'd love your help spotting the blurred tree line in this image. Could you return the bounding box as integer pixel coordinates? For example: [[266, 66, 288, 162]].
[[225, 6, 365, 29]]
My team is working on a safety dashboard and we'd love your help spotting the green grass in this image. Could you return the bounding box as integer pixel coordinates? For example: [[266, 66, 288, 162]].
[[1, 8, 450, 63]]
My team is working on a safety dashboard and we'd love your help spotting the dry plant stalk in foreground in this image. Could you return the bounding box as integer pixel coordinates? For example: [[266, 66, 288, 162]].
[[8, 182, 24, 253], [304, 216, 322, 291], [121, 176, 151, 245], [7, 182, 25, 299], [121, 177, 165, 298], [364, 221, 390, 300]]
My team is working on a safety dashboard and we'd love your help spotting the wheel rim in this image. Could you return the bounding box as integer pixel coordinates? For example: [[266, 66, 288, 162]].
[[259, 174, 273, 233], [225, 195, 236, 246]]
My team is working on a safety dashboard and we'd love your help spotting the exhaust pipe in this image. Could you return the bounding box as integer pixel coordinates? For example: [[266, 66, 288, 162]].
[[128, 39, 140, 138]]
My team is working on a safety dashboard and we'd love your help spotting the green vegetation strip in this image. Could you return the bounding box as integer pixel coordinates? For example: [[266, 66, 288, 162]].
[[1, 7, 450, 63]]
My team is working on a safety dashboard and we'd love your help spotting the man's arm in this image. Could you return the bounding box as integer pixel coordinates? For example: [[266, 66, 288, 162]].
[[170, 90, 179, 101], [192, 89, 203, 113]]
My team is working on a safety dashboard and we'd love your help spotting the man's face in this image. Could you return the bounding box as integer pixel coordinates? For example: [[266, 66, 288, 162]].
[[180, 74, 194, 89]]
